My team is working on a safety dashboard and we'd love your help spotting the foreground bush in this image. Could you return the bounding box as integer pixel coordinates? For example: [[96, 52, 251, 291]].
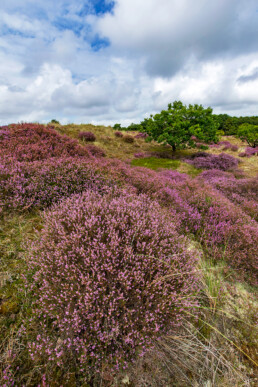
[[185, 153, 239, 170], [0, 124, 90, 162], [27, 190, 199, 377]]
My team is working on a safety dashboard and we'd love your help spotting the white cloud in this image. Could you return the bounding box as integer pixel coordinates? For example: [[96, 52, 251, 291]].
[[0, 0, 258, 125]]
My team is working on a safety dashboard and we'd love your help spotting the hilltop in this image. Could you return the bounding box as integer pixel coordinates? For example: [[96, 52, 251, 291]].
[[0, 123, 257, 386]]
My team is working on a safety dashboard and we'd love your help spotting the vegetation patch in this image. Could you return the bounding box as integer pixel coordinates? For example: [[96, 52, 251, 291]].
[[131, 157, 180, 170]]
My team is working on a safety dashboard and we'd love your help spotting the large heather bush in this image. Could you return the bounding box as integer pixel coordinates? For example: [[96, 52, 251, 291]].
[[0, 124, 90, 162], [0, 158, 115, 212], [185, 152, 239, 171], [27, 190, 199, 376]]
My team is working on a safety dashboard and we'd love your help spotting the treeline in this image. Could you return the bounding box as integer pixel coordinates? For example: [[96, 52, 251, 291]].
[[114, 110, 258, 136]]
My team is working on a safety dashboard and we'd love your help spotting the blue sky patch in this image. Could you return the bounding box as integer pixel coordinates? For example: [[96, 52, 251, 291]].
[[91, 35, 110, 51], [53, 17, 84, 36], [78, 0, 115, 17]]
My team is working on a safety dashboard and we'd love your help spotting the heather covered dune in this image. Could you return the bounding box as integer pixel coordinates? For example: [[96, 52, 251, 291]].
[[0, 123, 257, 386]]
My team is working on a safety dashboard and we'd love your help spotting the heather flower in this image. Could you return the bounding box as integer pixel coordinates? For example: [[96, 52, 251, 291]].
[[27, 190, 200, 375], [185, 153, 239, 171], [0, 123, 90, 162], [134, 132, 148, 139]]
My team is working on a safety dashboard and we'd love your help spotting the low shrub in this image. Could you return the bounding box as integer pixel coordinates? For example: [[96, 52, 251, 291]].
[[0, 124, 90, 162], [0, 158, 114, 212], [238, 146, 258, 157], [85, 144, 106, 158], [114, 131, 123, 138], [185, 153, 239, 171], [199, 169, 258, 220], [134, 132, 148, 139], [78, 131, 96, 142], [123, 135, 134, 143], [27, 190, 199, 377], [196, 143, 209, 150]]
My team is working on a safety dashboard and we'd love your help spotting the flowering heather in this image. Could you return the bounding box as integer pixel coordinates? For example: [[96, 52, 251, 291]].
[[199, 169, 258, 220], [85, 144, 106, 158], [27, 190, 199, 374], [0, 124, 90, 162], [185, 153, 239, 171], [114, 131, 123, 138], [134, 132, 148, 139], [0, 158, 115, 212], [94, 159, 257, 283], [238, 146, 258, 157], [78, 131, 96, 142]]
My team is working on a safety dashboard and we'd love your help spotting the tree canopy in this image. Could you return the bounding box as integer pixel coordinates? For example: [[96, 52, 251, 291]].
[[237, 124, 258, 148], [144, 101, 219, 151]]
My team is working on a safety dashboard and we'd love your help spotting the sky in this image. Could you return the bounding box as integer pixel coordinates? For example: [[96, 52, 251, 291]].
[[0, 0, 258, 126]]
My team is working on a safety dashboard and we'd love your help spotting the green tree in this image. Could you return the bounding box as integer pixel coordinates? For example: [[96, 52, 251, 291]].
[[237, 124, 258, 148], [144, 101, 219, 151]]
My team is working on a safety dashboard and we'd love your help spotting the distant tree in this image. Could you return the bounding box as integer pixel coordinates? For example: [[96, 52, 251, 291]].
[[144, 101, 219, 151], [237, 124, 258, 148], [50, 119, 60, 124]]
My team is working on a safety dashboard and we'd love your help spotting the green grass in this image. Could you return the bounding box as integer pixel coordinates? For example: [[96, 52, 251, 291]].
[[131, 157, 180, 170]]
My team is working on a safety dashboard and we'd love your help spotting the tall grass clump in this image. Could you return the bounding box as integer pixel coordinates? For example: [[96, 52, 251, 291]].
[[26, 190, 199, 380], [0, 124, 90, 162]]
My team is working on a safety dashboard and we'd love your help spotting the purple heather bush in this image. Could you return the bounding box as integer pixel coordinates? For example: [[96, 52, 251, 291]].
[[27, 190, 199, 375], [0, 124, 90, 162], [0, 158, 116, 212], [238, 146, 258, 157], [199, 169, 258, 220], [78, 131, 96, 142], [134, 132, 148, 139], [114, 131, 123, 138], [185, 153, 239, 171], [85, 144, 106, 158]]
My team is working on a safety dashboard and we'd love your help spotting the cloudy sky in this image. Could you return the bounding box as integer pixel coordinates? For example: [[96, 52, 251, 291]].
[[0, 0, 258, 125]]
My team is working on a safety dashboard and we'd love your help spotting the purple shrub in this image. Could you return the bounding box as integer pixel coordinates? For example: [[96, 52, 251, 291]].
[[185, 153, 239, 171], [0, 123, 90, 162], [78, 131, 96, 142], [199, 169, 258, 220], [123, 134, 134, 143], [27, 190, 199, 375], [85, 144, 106, 158], [0, 158, 115, 212], [134, 132, 148, 139], [238, 146, 258, 157], [114, 131, 123, 138]]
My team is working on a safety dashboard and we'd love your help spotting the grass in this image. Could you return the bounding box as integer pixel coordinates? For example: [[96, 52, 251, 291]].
[[131, 157, 180, 170]]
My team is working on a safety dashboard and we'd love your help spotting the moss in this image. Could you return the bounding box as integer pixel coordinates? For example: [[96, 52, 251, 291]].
[[131, 157, 180, 170]]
